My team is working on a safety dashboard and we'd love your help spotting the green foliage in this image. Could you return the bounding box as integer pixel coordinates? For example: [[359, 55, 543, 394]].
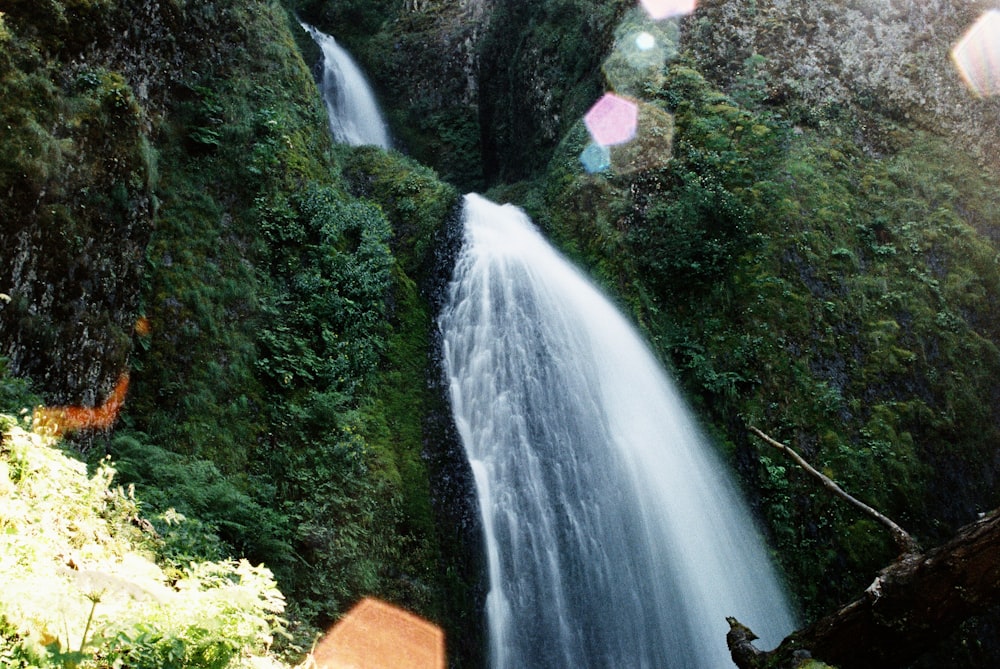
[[71, 1, 467, 652], [623, 65, 785, 296], [0, 420, 288, 668], [108, 436, 291, 570], [629, 168, 754, 290], [125, 0, 336, 470], [0, 357, 38, 417], [0, 0, 115, 53], [255, 185, 393, 399], [249, 177, 446, 627], [341, 146, 460, 283]]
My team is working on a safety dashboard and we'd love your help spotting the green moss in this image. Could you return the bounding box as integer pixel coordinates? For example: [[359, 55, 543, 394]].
[[341, 146, 460, 283]]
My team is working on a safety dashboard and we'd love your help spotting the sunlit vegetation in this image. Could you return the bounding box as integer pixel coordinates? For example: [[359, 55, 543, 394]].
[[0, 358, 38, 417], [0, 417, 289, 668]]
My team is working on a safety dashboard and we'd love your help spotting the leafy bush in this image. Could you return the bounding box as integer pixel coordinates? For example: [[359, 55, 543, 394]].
[[256, 184, 393, 398], [250, 181, 442, 626], [108, 435, 292, 570], [0, 420, 288, 668], [0, 357, 38, 417], [341, 146, 460, 284]]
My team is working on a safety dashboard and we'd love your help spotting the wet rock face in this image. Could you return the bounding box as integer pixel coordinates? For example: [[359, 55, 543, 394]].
[[0, 0, 188, 406], [360, 0, 492, 190], [316, 0, 627, 188], [0, 69, 153, 407], [685, 0, 1000, 164], [422, 201, 489, 669], [476, 0, 629, 182]]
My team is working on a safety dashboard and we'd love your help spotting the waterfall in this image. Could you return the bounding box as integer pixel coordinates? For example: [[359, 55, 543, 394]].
[[440, 194, 796, 668], [302, 23, 391, 149]]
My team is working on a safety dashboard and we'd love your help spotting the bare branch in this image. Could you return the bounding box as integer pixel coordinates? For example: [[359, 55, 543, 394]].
[[748, 426, 919, 556]]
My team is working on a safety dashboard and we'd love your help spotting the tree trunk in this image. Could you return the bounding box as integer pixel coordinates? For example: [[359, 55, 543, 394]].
[[727, 509, 1000, 669]]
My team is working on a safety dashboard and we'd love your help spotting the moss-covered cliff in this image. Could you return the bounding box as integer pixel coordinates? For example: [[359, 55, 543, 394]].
[[0, 0, 158, 407], [512, 4, 1000, 664], [1, 0, 481, 663]]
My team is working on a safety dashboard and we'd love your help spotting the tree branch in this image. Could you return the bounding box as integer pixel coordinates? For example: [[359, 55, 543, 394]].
[[728, 426, 1000, 668], [748, 426, 919, 556]]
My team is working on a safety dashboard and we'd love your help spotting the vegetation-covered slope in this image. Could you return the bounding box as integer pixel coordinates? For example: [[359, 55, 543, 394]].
[[0, 0, 477, 662], [521, 23, 1000, 664]]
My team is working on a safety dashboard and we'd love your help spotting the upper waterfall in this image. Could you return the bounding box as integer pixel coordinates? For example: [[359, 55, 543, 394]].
[[440, 194, 796, 668], [302, 23, 391, 149]]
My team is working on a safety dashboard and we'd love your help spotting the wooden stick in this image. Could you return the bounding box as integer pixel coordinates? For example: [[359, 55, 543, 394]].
[[749, 426, 919, 556]]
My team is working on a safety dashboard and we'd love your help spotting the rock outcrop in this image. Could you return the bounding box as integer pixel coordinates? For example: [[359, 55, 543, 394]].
[[685, 0, 1000, 166]]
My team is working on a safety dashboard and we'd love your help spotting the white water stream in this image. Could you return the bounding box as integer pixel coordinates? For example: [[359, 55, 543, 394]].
[[302, 23, 391, 148], [440, 194, 796, 668]]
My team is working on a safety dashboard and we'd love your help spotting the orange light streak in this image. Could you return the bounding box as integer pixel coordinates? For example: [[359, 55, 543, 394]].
[[33, 372, 130, 436]]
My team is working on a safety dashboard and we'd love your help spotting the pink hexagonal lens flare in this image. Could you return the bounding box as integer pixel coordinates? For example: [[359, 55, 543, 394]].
[[952, 10, 1000, 97], [640, 0, 697, 21], [584, 93, 639, 147]]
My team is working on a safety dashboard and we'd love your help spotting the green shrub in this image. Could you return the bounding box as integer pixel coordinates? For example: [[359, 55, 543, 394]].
[[0, 357, 38, 417], [0, 420, 288, 668]]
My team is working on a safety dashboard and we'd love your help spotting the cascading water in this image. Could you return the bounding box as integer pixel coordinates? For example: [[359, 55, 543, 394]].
[[440, 194, 797, 668], [302, 23, 391, 148]]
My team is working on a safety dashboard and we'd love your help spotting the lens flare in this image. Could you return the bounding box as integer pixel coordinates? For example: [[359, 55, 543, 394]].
[[134, 316, 151, 336], [311, 598, 445, 669], [951, 10, 1000, 97], [584, 93, 639, 146], [610, 101, 676, 175], [639, 0, 697, 21], [579, 103, 675, 176], [635, 31, 656, 50], [580, 142, 612, 173], [602, 11, 678, 96]]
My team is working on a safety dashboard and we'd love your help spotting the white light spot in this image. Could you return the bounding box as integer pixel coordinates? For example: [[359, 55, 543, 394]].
[[639, 0, 697, 21], [635, 31, 656, 51]]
